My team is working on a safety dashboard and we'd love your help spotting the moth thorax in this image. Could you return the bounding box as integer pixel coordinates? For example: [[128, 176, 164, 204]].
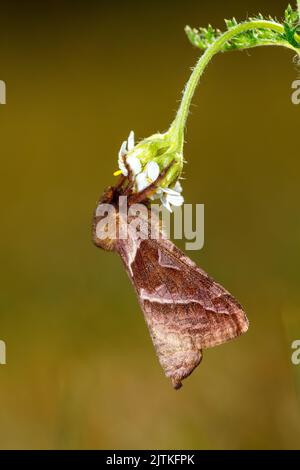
[[92, 202, 119, 252]]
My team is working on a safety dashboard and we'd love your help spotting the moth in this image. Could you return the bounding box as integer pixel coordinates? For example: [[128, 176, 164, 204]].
[[93, 162, 249, 389]]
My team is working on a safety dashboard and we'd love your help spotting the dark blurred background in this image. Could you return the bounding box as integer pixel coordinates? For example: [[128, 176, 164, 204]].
[[0, 0, 300, 449]]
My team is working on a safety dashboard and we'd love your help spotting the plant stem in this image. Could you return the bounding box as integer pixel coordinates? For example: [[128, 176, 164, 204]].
[[297, 0, 300, 18], [170, 20, 297, 145]]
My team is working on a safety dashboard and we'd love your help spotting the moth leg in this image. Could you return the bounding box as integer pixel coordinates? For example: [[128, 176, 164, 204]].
[[114, 175, 126, 191], [128, 159, 175, 205], [97, 185, 115, 205], [122, 155, 135, 196]]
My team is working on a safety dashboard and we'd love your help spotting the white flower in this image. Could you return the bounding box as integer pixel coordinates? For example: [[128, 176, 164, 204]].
[[117, 131, 153, 178], [127, 130, 135, 151], [163, 192, 184, 206], [136, 172, 148, 191], [146, 161, 160, 181], [116, 132, 184, 212], [173, 181, 183, 193], [126, 155, 142, 175], [135, 161, 160, 192], [160, 182, 184, 212], [118, 140, 128, 176], [118, 130, 137, 176]]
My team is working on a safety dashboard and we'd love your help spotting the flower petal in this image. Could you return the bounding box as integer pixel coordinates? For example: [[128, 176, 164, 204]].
[[166, 193, 184, 207], [127, 155, 142, 175], [119, 140, 127, 156], [161, 187, 180, 196], [173, 181, 183, 193], [146, 161, 160, 182], [118, 141, 128, 176], [136, 172, 148, 191], [161, 194, 173, 213], [127, 131, 135, 151]]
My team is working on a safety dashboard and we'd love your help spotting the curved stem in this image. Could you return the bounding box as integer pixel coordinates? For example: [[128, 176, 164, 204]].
[[170, 20, 297, 145]]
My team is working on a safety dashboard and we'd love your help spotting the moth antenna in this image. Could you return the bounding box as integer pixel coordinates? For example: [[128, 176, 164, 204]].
[[114, 175, 126, 190], [122, 154, 136, 196]]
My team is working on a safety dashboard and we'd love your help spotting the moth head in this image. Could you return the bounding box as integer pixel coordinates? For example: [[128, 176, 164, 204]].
[[93, 188, 118, 252]]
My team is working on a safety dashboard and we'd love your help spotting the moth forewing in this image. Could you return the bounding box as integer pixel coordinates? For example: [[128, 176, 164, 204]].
[[93, 187, 249, 390], [118, 232, 248, 389]]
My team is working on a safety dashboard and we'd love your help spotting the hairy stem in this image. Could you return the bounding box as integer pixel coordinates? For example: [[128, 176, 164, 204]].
[[170, 20, 297, 145]]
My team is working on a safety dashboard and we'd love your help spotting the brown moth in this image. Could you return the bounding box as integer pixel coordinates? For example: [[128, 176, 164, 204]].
[[92, 165, 249, 389]]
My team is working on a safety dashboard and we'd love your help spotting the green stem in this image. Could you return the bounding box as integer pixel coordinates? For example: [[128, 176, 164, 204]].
[[170, 20, 297, 145], [298, 0, 300, 17]]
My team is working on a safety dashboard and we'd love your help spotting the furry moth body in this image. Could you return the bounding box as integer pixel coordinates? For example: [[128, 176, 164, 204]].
[[93, 180, 249, 389]]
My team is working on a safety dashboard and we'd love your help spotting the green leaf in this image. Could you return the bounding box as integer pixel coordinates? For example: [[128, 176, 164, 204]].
[[185, 3, 300, 52]]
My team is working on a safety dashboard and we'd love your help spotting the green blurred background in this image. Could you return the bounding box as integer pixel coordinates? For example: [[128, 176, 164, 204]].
[[1, 0, 300, 449]]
